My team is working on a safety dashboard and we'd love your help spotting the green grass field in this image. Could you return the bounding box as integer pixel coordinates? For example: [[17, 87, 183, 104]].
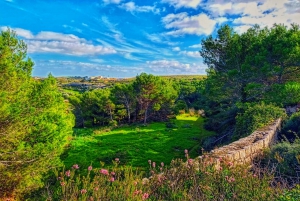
[[61, 114, 215, 170]]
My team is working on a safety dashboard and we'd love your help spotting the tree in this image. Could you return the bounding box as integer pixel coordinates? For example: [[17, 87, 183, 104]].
[[111, 83, 135, 123], [133, 73, 177, 123], [200, 23, 300, 142], [0, 29, 74, 199]]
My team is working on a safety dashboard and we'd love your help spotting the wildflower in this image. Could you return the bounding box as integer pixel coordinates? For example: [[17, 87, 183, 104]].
[[115, 158, 119, 162], [133, 181, 138, 186], [88, 166, 93, 171], [152, 162, 156, 168], [184, 149, 188, 154], [227, 162, 233, 167], [142, 193, 149, 200], [142, 178, 149, 185], [65, 170, 71, 177], [100, 169, 109, 175], [148, 160, 151, 164], [58, 176, 62, 180], [111, 171, 115, 176], [188, 159, 193, 165], [161, 162, 164, 167], [94, 187, 99, 191], [160, 167, 163, 172], [72, 164, 79, 169], [253, 174, 257, 177], [81, 189, 87, 194], [133, 190, 142, 195], [110, 177, 115, 182], [60, 182, 66, 186]]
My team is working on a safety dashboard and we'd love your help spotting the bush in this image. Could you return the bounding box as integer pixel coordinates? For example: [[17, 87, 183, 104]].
[[45, 153, 283, 201], [234, 102, 285, 139], [281, 111, 300, 141], [278, 185, 300, 201], [264, 140, 300, 179]]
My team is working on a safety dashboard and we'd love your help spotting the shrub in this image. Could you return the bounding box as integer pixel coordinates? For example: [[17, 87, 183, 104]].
[[234, 102, 285, 139], [47, 153, 283, 201], [281, 111, 300, 141], [264, 140, 300, 179], [278, 185, 300, 201]]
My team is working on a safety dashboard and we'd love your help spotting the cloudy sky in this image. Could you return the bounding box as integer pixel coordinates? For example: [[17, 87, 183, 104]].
[[1, 0, 299, 77]]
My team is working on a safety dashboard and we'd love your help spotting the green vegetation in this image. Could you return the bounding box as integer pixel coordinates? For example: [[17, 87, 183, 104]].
[[2, 23, 300, 200], [0, 29, 74, 199], [49, 156, 282, 201], [62, 114, 215, 169], [234, 102, 286, 139]]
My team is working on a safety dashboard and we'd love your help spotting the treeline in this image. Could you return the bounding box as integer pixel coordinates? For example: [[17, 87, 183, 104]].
[[66, 73, 205, 127]]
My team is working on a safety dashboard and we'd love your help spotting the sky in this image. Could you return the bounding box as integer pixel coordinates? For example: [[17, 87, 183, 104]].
[[0, 0, 300, 78]]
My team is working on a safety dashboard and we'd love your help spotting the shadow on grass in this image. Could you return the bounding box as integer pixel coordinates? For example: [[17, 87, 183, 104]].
[[61, 116, 215, 170]]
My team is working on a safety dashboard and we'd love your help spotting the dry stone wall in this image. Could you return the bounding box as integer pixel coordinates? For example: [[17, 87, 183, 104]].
[[207, 118, 282, 164]]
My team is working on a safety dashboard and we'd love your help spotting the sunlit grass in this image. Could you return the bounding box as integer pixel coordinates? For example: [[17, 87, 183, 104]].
[[61, 114, 215, 170]]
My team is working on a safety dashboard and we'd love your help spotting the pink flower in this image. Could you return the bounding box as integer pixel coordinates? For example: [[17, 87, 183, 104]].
[[72, 164, 79, 169], [65, 170, 71, 177], [188, 159, 193, 165], [227, 162, 233, 167], [110, 177, 115, 182], [81, 189, 87, 194], [133, 190, 142, 195], [152, 162, 156, 168], [100, 169, 109, 175], [133, 181, 138, 186], [142, 193, 149, 200], [94, 187, 99, 191], [88, 166, 92, 171], [60, 182, 66, 186], [115, 158, 119, 162], [111, 171, 115, 176], [184, 149, 188, 154]]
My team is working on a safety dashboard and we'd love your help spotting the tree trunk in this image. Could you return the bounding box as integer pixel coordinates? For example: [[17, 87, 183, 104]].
[[144, 107, 148, 124]]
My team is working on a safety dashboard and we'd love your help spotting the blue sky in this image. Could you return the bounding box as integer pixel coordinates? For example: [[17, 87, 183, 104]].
[[1, 0, 299, 77]]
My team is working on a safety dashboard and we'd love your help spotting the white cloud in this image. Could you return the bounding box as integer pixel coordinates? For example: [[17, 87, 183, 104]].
[[36, 60, 144, 76], [1, 27, 34, 39], [179, 51, 200, 57], [26, 40, 116, 55], [172, 47, 180, 51], [103, 0, 122, 4], [200, 0, 300, 33], [119, 2, 159, 13], [2, 27, 117, 56], [189, 43, 202, 49], [147, 60, 206, 74], [234, 25, 252, 34], [162, 12, 217, 36], [145, 33, 179, 46], [162, 0, 202, 9]]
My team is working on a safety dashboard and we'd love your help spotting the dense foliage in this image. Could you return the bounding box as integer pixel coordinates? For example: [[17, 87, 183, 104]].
[[234, 102, 286, 139], [0, 29, 74, 199], [67, 73, 206, 127], [200, 24, 300, 143]]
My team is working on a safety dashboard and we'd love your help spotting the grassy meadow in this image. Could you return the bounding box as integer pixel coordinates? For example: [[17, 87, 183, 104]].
[[61, 114, 215, 170]]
